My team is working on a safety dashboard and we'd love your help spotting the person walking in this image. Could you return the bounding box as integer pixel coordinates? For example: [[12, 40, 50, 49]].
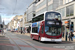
[[1, 29, 4, 35], [65, 32, 68, 41], [3, 29, 6, 35], [62, 31, 64, 38], [71, 32, 74, 41], [21, 27, 23, 34], [21, 30, 22, 34], [65, 28, 69, 41], [68, 32, 71, 41]]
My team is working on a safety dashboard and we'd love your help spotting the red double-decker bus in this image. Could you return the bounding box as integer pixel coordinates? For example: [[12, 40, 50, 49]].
[[31, 11, 62, 42]]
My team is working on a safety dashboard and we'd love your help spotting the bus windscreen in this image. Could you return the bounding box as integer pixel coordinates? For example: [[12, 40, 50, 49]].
[[45, 12, 61, 20], [45, 26, 61, 36]]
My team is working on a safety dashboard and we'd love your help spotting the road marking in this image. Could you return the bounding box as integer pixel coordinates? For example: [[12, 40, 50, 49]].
[[0, 43, 15, 46], [18, 45, 31, 47], [7, 34, 21, 50], [18, 37, 37, 50], [0, 43, 66, 50], [0, 38, 9, 39], [35, 46, 66, 50], [18, 38, 35, 46], [0, 43, 32, 47], [0, 40, 9, 41]]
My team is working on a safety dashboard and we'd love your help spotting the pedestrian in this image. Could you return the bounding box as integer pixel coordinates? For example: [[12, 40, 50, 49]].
[[1, 29, 4, 35], [68, 32, 71, 41], [21, 30, 22, 34], [62, 31, 64, 38], [65, 28, 69, 41], [65, 32, 68, 41], [71, 32, 74, 41], [73, 31, 75, 39], [3, 29, 6, 35]]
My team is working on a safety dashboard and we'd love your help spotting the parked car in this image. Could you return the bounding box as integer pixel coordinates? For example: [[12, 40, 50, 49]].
[[7, 29, 11, 31], [11, 30, 15, 32]]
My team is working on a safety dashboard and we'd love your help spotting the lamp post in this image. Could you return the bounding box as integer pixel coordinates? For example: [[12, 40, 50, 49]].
[[69, 18, 71, 32], [22, 15, 25, 33], [23, 15, 24, 28]]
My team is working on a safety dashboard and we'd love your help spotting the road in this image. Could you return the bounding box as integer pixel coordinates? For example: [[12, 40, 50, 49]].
[[0, 31, 75, 50]]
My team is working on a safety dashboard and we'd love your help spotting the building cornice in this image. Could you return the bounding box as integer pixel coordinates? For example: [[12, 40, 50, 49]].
[[62, 16, 75, 20]]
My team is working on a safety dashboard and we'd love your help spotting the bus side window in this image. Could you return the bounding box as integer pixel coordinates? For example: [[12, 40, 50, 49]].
[[32, 27, 38, 33], [41, 26, 44, 34]]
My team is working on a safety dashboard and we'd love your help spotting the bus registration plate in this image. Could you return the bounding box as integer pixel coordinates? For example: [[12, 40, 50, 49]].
[[51, 39, 55, 41]]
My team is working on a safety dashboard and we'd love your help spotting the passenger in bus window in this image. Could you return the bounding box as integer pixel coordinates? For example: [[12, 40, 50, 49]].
[[55, 15, 58, 20], [58, 15, 61, 20]]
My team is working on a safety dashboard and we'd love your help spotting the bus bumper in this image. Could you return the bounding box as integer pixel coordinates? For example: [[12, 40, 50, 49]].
[[41, 37, 62, 42]]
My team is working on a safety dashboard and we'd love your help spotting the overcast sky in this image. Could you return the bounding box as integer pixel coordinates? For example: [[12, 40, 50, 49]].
[[0, 0, 33, 24]]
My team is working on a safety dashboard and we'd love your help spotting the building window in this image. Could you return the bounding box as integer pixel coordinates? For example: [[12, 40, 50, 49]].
[[69, 0, 73, 2], [36, 8, 46, 15], [61, 8, 65, 17], [36, 0, 46, 9], [48, 4, 52, 11], [33, 14, 36, 17], [48, 0, 51, 2], [66, 0, 69, 3], [56, 8, 65, 17], [66, 5, 74, 17], [38, 0, 40, 2], [65, 0, 73, 4]]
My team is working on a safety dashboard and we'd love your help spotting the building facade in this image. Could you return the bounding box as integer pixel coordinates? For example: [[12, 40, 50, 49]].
[[56, 0, 75, 31], [8, 20, 14, 29], [35, 0, 63, 16], [26, 1, 36, 22], [8, 15, 23, 30], [25, 0, 37, 33], [25, 0, 75, 33]]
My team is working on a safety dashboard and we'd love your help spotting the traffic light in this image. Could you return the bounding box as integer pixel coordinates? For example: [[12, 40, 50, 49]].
[[71, 22, 73, 30], [1, 24, 3, 28]]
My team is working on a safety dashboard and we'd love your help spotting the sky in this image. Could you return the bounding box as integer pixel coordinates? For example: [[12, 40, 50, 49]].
[[0, 0, 33, 25]]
